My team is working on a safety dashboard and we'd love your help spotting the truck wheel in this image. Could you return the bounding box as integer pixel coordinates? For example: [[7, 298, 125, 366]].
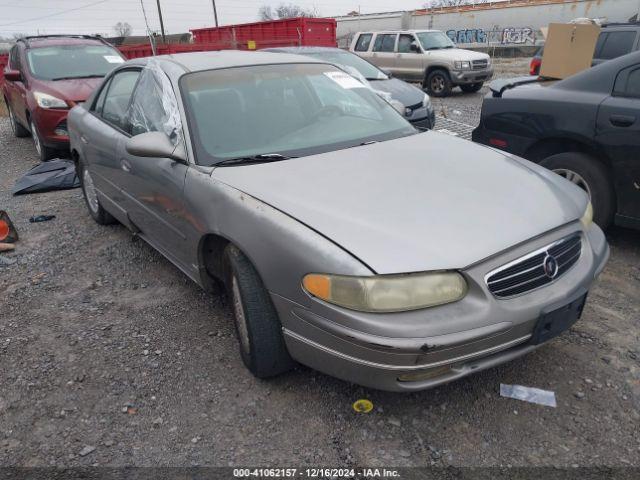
[[224, 244, 294, 378], [460, 82, 484, 93], [30, 119, 57, 162], [425, 70, 452, 97], [540, 152, 615, 229], [78, 159, 116, 225], [7, 102, 29, 137]]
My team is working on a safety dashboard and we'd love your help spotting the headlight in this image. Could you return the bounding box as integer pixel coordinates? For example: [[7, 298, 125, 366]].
[[580, 202, 593, 228], [302, 271, 468, 313], [34, 92, 68, 109], [454, 61, 471, 70], [422, 93, 432, 109]]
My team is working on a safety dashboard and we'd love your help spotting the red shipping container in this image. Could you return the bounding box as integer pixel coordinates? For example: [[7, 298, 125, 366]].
[[191, 17, 336, 50]]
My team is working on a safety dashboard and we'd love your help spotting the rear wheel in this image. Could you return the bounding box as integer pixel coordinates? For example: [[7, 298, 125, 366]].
[[7, 102, 30, 137], [540, 152, 615, 229], [78, 159, 116, 225], [460, 82, 484, 93], [425, 69, 452, 97], [224, 244, 294, 378], [30, 119, 57, 162]]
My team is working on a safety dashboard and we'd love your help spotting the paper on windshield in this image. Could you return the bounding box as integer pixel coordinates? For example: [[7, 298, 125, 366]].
[[324, 71, 365, 90], [104, 55, 125, 64]]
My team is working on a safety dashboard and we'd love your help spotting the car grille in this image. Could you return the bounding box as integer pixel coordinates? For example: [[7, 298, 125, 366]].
[[486, 234, 582, 298], [472, 60, 488, 70]]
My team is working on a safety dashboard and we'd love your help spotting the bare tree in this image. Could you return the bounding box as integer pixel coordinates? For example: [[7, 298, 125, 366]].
[[113, 21, 133, 37], [258, 3, 318, 21]]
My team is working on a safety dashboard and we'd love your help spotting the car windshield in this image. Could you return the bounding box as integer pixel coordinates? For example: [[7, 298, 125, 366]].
[[306, 51, 387, 81], [181, 63, 416, 166], [416, 32, 455, 50], [27, 45, 124, 80]]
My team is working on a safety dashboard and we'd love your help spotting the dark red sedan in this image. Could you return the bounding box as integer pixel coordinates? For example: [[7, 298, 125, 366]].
[[2, 35, 124, 161]]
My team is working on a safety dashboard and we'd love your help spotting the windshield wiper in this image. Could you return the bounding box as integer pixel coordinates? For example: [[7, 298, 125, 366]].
[[215, 153, 295, 167], [51, 74, 105, 81]]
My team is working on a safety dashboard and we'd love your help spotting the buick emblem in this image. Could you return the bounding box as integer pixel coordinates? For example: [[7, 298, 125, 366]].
[[543, 254, 559, 279]]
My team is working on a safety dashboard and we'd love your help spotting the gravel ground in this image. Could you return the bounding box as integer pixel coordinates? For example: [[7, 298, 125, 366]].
[[1, 67, 639, 469]]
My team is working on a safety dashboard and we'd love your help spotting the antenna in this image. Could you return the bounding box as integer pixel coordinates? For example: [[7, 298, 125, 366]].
[[140, 0, 156, 55]]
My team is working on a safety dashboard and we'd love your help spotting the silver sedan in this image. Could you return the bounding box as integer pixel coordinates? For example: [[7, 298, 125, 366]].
[[68, 51, 609, 392]]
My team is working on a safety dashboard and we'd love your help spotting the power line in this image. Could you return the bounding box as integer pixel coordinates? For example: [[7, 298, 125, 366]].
[[0, 0, 109, 27]]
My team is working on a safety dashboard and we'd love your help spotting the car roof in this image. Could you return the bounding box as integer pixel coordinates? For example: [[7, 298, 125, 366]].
[[356, 30, 439, 35], [264, 46, 349, 54], [19, 36, 110, 49], [127, 50, 327, 73]]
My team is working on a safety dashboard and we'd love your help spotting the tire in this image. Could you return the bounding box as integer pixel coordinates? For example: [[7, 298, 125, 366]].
[[6, 102, 29, 138], [460, 82, 484, 93], [540, 152, 615, 229], [78, 159, 116, 225], [30, 118, 57, 162], [224, 244, 294, 378], [425, 69, 452, 97]]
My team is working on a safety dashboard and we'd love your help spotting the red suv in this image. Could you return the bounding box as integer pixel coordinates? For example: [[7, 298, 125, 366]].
[[2, 35, 125, 161]]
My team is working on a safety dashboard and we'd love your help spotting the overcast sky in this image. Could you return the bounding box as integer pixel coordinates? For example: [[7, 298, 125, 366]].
[[0, 0, 427, 38]]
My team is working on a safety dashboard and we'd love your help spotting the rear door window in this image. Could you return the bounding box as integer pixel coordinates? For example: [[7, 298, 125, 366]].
[[597, 31, 637, 60], [100, 69, 141, 132], [354, 34, 373, 52], [373, 34, 397, 53]]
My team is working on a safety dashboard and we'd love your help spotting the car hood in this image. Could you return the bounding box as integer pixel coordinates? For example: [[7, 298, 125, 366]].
[[431, 48, 489, 62], [368, 78, 425, 107], [212, 132, 586, 274], [36, 77, 104, 104]]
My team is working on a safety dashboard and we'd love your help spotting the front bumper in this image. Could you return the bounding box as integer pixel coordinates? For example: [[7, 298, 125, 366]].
[[273, 223, 609, 392], [32, 107, 70, 149], [451, 68, 494, 85]]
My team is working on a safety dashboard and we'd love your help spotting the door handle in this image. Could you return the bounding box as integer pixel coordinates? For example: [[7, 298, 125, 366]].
[[120, 159, 131, 173], [609, 114, 636, 127]]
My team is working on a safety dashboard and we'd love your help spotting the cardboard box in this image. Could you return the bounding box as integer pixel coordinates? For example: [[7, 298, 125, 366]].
[[540, 23, 601, 79]]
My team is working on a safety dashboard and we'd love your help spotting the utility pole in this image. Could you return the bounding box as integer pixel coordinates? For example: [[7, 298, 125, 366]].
[[156, 0, 166, 43], [212, 0, 219, 27]]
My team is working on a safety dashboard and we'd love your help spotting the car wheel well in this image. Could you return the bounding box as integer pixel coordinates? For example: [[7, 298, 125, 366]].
[[199, 233, 231, 291], [424, 66, 449, 81], [524, 138, 612, 170]]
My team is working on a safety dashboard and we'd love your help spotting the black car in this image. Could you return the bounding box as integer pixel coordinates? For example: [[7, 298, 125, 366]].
[[530, 22, 640, 76], [264, 46, 436, 130], [473, 50, 640, 230]]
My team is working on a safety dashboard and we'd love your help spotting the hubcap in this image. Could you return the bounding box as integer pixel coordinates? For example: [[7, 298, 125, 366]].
[[231, 275, 251, 356], [553, 168, 592, 198], [30, 121, 42, 157], [82, 168, 100, 214], [431, 75, 445, 93]]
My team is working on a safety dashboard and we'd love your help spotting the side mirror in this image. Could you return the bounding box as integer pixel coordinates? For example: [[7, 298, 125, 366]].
[[125, 131, 186, 163], [410, 43, 421, 53], [4, 70, 22, 82]]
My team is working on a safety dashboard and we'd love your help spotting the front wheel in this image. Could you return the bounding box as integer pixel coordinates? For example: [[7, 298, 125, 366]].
[[78, 160, 116, 225], [425, 70, 452, 97], [30, 119, 57, 162], [460, 82, 484, 93], [224, 244, 294, 378], [7, 102, 29, 137], [540, 152, 615, 229]]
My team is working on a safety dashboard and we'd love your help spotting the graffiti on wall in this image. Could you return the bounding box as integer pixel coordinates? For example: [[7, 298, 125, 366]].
[[446, 27, 536, 45]]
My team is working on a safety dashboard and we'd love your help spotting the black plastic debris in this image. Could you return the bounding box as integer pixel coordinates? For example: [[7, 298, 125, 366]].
[[29, 215, 56, 223], [12, 159, 80, 195]]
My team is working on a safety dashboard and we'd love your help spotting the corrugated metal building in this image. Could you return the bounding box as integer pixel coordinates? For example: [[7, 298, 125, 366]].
[[336, 0, 640, 49]]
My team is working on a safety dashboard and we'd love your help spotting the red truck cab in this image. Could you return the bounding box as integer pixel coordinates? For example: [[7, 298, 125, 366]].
[[2, 35, 124, 161]]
